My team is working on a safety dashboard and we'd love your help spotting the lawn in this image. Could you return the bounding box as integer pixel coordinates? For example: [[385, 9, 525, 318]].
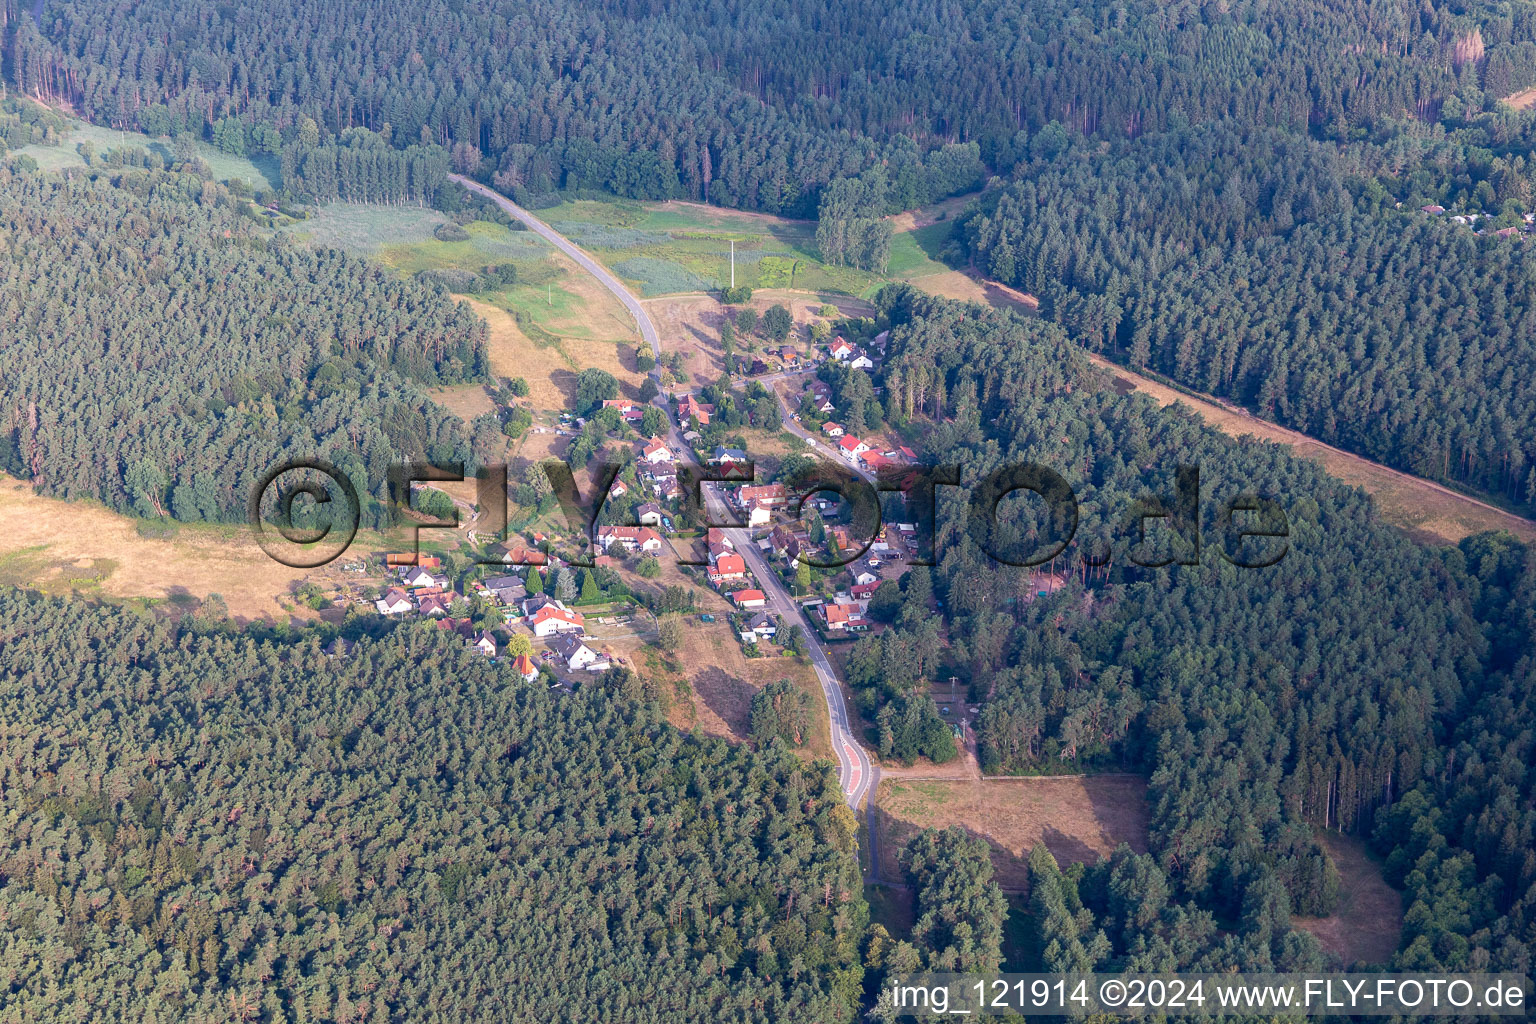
[[14, 120, 279, 188]]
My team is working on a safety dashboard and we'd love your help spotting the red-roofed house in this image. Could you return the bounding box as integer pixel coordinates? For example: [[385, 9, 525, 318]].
[[511, 652, 540, 682], [838, 435, 870, 458], [640, 437, 674, 464], [529, 604, 585, 637], [712, 552, 747, 579], [676, 394, 712, 427], [821, 421, 844, 438], [850, 581, 881, 600], [738, 483, 790, 508], [731, 589, 767, 609], [596, 525, 664, 554], [602, 399, 644, 421], [820, 601, 868, 631], [829, 337, 855, 360]]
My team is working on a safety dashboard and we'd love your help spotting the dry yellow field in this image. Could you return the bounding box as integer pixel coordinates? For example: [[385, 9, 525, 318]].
[[461, 295, 645, 413], [873, 775, 1149, 890], [0, 476, 319, 620]]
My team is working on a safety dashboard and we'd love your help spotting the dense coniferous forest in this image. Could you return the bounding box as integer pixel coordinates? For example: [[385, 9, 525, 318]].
[[871, 286, 1534, 973], [0, 591, 866, 1020], [960, 122, 1536, 511], [0, 163, 485, 525], [8, 0, 1536, 214]]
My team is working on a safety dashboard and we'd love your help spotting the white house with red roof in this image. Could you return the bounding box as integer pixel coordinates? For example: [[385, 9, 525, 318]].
[[821, 421, 844, 438], [711, 552, 747, 581], [529, 603, 586, 637], [596, 525, 664, 554], [602, 398, 644, 422], [731, 589, 767, 609], [640, 437, 674, 464], [828, 337, 855, 360], [838, 435, 870, 458]]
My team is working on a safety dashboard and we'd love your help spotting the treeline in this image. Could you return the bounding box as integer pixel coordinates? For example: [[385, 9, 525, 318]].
[[11, 0, 1536, 215], [0, 163, 486, 525], [872, 286, 1533, 971], [959, 122, 1536, 511], [279, 127, 449, 205], [0, 589, 867, 1020]]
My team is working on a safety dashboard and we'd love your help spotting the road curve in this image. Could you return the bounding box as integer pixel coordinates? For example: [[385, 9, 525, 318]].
[[448, 174, 661, 364], [703, 484, 876, 810], [451, 175, 875, 809]]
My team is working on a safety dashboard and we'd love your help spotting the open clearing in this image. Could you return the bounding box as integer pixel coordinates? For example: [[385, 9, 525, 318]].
[[1293, 832, 1404, 967], [460, 295, 643, 413], [1090, 355, 1536, 545], [14, 119, 279, 188], [872, 775, 1149, 890], [1502, 86, 1536, 110], [0, 477, 319, 620], [660, 617, 833, 762]]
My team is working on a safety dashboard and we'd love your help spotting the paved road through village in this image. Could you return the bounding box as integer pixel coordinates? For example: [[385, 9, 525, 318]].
[[451, 175, 876, 811]]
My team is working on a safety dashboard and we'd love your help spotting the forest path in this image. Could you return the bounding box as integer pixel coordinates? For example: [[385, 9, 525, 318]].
[[1086, 354, 1536, 544]]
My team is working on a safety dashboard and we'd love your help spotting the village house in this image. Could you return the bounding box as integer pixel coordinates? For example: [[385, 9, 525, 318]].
[[473, 631, 498, 657], [821, 601, 869, 631], [635, 501, 664, 526], [769, 525, 805, 561], [838, 435, 870, 460], [511, 652, 540, 683], [731, 588, 767, 609], [417, 594, 452, 618], [375, 588, 412, 615], [385, 553, 441, 569], [849, 350, 874, 370], [490, 541, 547, 566], [483, 574, 527, 606], [609, 478, 628, 498], [707, 527, 735, 561], [529, 602, 585, 637], [746, 612, 778, 638], [821, 421, 844, 438], [602, 398, 645, 422], [746, 502, 772, 528], [709, 551, 748, 585], [738, 482, 790, 508], [640, 437, 674, 464], [676, 393, 712, 427], [709, 446, 749, 467], [857, 449, 890, 472], [550, 633, 609, 672], [400, 565, 448, 589], [596, 525, 664, 554], [828, 337, 855, 361], [850, 581, 881, 602]]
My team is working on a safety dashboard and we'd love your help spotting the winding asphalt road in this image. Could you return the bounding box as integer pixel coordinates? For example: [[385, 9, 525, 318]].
[[451, 175, 875, 811], [702, 484, 875, 811]]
